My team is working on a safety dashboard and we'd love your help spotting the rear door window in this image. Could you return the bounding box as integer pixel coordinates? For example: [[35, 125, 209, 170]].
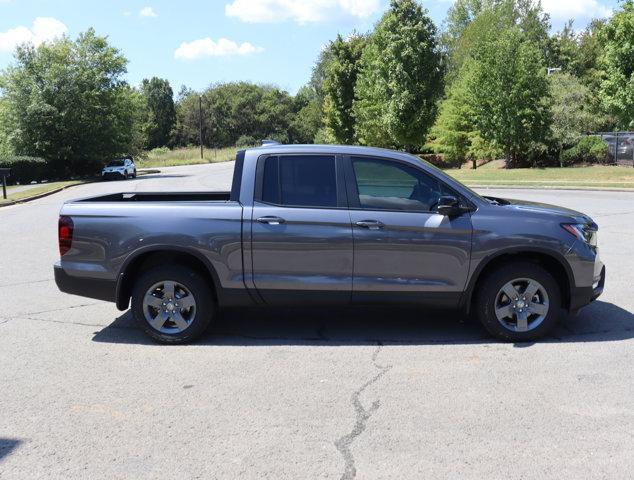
[[261, 155, 338, 208]]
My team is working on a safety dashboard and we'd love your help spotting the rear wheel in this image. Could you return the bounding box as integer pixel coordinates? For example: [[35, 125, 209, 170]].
[[475, 262, 562, 341], [131, 265, 214, 344]]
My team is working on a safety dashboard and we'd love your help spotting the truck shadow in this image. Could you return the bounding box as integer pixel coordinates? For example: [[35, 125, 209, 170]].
[[92, 300, 633, 346], [0, 438, 21, 462]]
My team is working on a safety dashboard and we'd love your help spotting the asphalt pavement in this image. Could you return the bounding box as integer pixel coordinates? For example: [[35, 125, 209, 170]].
[[0, 162, 632, 479]]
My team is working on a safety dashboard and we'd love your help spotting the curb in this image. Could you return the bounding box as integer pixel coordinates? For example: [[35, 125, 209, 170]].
[[469, 185, 634, 192], [0, 182, 86, 207], [0, 169, 163, 207]]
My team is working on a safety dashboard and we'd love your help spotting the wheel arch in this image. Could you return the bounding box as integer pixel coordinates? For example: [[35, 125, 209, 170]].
[[115, 246, 221, 311], [462, 248, 573, 314]]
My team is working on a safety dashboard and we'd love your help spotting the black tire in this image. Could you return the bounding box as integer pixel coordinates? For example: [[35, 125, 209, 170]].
[[131, 265, 214, 344], [132, 169, 137, 178], [475, 262, 562, 342]]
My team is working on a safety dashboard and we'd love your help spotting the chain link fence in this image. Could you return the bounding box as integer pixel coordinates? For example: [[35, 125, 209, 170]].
[[590, 132, 634, 166]]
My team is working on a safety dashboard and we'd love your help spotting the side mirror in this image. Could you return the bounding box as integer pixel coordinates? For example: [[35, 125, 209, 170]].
[[437, 195, 462, 217]]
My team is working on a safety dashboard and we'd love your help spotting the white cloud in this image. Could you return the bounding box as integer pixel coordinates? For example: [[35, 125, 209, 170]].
[[540, 0, 612, 20], [174, 37, 264, 60], [0, 17, 67, 53], [139, 6, 158, 17], [225, 0, 380, 23]]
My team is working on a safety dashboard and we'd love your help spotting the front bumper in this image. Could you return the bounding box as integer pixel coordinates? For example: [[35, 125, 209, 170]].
[[102, 171, 126, 180], [54, 263, 116, 303], [570, 264, 605, 313]]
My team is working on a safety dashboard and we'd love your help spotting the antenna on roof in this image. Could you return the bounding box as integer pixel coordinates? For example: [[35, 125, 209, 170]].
[[261, 139, 281, 146]]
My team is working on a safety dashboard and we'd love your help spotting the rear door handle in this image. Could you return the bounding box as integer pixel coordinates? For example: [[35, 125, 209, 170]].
[[355, 220, 384, 230], [257, 216, 286, 225]]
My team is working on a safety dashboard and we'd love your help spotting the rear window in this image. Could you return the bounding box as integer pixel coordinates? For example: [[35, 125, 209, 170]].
[[107, 160, 125, 167], [261, 155, 337, 208]]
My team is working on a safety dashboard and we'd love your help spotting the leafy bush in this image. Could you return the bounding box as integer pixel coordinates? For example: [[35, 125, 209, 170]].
[[561, 136, 609, 166], [235, 135, 257, 148], [0, 156, 48, 185], [150, 146, 170, 155]]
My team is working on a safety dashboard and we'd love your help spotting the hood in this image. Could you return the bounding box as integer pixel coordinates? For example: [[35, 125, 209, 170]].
[[484, 196, 593, 223]]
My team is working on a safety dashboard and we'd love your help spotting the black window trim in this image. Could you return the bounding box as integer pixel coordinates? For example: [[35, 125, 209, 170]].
[[342, 154, 471, 214], [254, 153, 348, 210]]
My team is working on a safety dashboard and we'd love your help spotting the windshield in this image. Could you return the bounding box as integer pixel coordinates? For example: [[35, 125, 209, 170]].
[[107, 160, 125, 167]]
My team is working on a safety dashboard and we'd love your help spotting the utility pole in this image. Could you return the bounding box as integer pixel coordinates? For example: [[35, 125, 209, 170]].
[[199, 95, 204, 160]]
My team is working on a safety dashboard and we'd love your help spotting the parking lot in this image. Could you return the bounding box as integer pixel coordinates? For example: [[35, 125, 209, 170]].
[[1, 162, 632, 479]]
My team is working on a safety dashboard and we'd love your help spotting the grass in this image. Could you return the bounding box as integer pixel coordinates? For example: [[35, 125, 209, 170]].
[[0, 180, 84, 205], [136, 146, 238, 168], [445, 164, 634, 189]]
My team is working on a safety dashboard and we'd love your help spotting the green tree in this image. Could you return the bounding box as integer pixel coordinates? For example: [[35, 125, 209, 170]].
[[141, 77, 176, 149], [430, 69, 474, 166], [172, 82, 298, 148], [0, 96, 13, 156], [322, 33, 366, 144], [546, 20, 606, 88], [0, 29, 138, 175], [309, 43, 337, 102], [513, 0, 551, 54], [574, 20, 606, 89], [354, 0, 443, 150], [442, 0, 501, 55], [468, 27, 551, 167], [545, 21, 578, 72], [448, 5, 506, 79], [599, 0, 634, 129], [431, 64, 499, 168], [446, 0, 550, 78], [290, 85, 323, 143], [549, 72, 603, 165]]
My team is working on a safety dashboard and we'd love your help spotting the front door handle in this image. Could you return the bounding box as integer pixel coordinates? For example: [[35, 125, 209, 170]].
[[257, 216, 286, 225], [355, 220, 384, 230]]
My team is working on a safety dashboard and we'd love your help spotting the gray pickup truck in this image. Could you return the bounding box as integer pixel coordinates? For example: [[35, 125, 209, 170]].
[[55, 145, 605, 343]]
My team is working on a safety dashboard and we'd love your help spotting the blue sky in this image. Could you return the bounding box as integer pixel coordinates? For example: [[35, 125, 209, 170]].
[[0, 0, 621, 95]]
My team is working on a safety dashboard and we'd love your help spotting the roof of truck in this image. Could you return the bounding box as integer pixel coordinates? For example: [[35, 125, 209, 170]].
[[247, 143, 419, 160]]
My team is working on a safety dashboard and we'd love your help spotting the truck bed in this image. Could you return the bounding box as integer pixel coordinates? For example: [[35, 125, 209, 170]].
[[77, 191, 232, 202]]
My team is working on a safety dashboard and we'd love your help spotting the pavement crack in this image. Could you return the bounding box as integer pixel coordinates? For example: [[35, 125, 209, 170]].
[[25, 302, 103, 316], [0, 278, 52, 288], [335, 342, 391, 480], [23, 316, 111, 328]]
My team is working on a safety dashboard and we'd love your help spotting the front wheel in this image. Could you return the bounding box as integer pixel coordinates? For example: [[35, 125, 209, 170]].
[[475, 262, 562, 342], [131, 265, 214, 344]]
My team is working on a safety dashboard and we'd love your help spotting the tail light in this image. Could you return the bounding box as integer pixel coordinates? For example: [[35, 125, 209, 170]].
[[58, 216, 74, 256]]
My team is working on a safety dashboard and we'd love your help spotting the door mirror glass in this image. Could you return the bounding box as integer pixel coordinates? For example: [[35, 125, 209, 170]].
[[437, 195, 461, 216]]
